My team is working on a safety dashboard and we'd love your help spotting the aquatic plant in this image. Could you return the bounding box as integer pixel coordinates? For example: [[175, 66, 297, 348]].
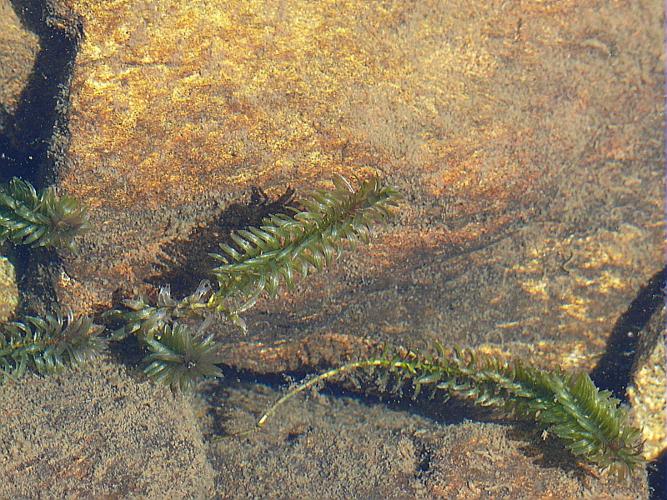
[[0, 174, 644, 479], [107, 281, 215, 340], [106, 175, 400, 387], [143, 322, 223, 392], [0, 177, 88, 249], [0, 178, 99, 382], [255, 345, 645, 478], [0, 312, 105, 381], [211, 175, 400, 305], [110, 175, 399, 336]]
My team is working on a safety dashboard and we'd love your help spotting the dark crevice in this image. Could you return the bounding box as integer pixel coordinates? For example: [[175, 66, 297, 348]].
[[0, 0, 82, 314], [590, 266, 666, 401], [3, 0, 82, 186], [147, 186, 297, 297], [589, 266, 665, 499], [648, 450, 665, 500]]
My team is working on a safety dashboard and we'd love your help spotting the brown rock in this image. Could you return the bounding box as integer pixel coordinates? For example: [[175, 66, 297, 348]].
[[50, 0, 662, 377], [423, 421, 648, 499], [0, 358, 215, 497], [5, 0, 660, 495], [0, 257, 19, 321], [209, 379, 648, 498]]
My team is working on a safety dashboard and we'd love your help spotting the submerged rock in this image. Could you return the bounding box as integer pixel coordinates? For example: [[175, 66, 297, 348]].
[[0, 358, 215, 497], [49, 0, 662, 378], [0, 0, 39, 131], [3, 0, 662, 496], [0, 256, 18, 322]]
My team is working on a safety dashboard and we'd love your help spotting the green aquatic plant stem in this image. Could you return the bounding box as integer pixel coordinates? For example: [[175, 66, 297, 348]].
[[211, 175, 400, 307], [0, 178, 88, 249], [256, 359, 378, 428], [109, 175, 400, 339], [107, 281, 217, 340], [105, 175, 400, 390], [0, 313, 106, 380], [256, 346, 644, 478]]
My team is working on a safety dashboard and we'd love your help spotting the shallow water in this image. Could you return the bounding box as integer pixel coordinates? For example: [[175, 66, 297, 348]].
[[0, 0, 663, 497]]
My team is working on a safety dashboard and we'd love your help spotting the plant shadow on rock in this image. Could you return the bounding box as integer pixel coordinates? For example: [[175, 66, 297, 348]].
[[204, 376, 595, 490], [148, 186, 298, 298], [201, 366, 578, 479], [200, 368, 482, 434]]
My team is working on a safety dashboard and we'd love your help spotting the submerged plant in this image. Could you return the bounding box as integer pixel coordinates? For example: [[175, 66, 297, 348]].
[[143, 322, 223, 392], [2, 173, 644, 481], [106, 175, 400, 388], [211, 175, 400, 306], [0, 177, 94, 382], [0, 312, 106, 381], [0, 177, 88, 250], [108, 281, 215, 341], [255, 345, 644, 478]]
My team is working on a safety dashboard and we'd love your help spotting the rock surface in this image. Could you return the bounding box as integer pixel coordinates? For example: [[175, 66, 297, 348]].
[[0, 0, 663, 497], [50, 0, 663, 376], [207, 379, 649, 498], [0, 256, 18, 321], [0, 358, 215, 497], [0, 0, 39, 130]]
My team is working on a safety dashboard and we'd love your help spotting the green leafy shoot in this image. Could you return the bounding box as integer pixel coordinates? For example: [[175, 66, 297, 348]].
[[143, 322, 223, 392], [106, 281, 215, 341], [103, 175, 399, 390], [0, 178, 88, 250], [107, 175, 400, 341], [211, 175, 400, 310], [0, 312, 106, 380], [255, 345, 644, 478]]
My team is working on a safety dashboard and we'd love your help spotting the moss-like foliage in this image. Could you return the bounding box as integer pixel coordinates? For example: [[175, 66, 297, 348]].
[[0, 312, 106, 380], [256, 346, 644, 478], [110, 176, 398, 338], [106, 175, 399, 390], [143, 322, 223, 392], [0, 178, 88, 250], [211, 175, 400, 305], [3, 174, 644, 479], [0, 178, 96, 382], [108, 281, 214, 341]]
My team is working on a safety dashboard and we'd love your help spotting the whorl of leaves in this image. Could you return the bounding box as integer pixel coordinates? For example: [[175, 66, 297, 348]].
[[257, 346, 644, 478], [143, 322, 223, 392], [412, 347, 643, 477], [211, 175, 400, 306], [0, 178, 88, 249], [0, 312, 106, 380], [106, 281, 214, 341]]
